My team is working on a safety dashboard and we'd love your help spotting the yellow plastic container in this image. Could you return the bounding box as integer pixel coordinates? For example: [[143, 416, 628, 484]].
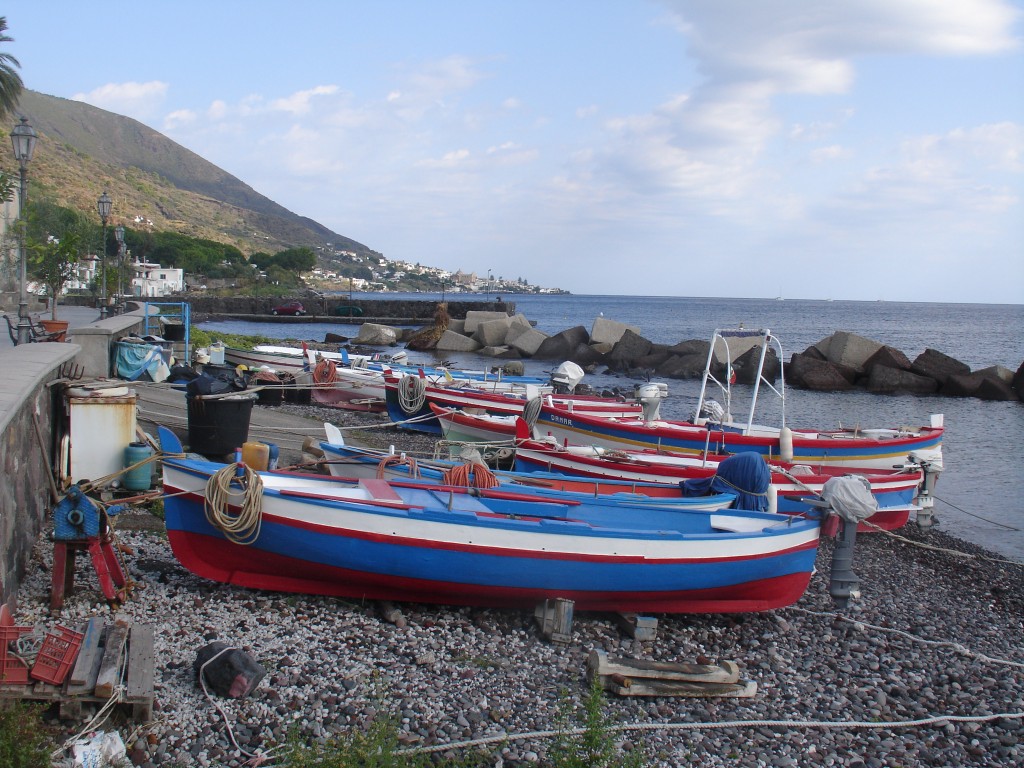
[[241, 441, 270, 471]]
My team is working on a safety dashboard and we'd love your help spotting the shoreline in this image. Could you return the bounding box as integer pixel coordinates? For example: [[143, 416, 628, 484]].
[[19, 405, 1024, 767]]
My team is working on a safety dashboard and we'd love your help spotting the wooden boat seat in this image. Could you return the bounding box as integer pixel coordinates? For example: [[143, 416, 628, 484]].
[[358, 478, 404, 502]]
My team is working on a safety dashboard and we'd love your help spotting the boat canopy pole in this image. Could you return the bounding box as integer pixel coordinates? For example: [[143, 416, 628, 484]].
[[694, 328, 786, 435]]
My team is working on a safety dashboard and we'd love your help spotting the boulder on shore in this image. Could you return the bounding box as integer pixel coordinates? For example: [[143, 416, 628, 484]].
[[606, 329, 654, 371], [534, 326, 590, 360], [434, 329, 482, 353], [355, 323, 398, 345], [866, 365, 939, 395], [911, 348, 971, 387], [788, 354, 855, 391]]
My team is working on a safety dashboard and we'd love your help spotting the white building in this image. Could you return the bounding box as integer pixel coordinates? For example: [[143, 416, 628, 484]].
[[130, 259, 184, 297]]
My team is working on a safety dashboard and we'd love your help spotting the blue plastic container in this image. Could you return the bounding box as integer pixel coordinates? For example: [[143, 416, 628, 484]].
[[123, 441, 154, 491]]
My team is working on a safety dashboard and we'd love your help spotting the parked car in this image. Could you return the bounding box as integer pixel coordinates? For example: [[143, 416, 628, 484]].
[[271, 301, 306, 316]]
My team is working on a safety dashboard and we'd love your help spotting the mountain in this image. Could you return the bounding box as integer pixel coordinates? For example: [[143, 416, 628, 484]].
[[10, 90, 376, 258]]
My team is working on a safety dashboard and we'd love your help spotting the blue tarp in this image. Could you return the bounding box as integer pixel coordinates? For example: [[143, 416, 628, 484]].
[[681, 452, 771, 511], [115, 341, 166, 381]]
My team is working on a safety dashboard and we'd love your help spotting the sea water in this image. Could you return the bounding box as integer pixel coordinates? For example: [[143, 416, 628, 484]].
[[200, 294, 1024, 562]]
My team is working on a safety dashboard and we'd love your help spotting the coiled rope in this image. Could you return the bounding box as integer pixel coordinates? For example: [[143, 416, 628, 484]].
[[442, 461, 499, 489], [397, 374, 427, 414], [313, 359, 338, 387], [377, 454, 419, 479], [203, 463, 264, 545], [521, 396, 543, 429]]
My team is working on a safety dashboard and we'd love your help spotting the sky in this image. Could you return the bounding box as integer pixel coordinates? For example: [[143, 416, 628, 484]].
[[5, 1, 1023, 303]]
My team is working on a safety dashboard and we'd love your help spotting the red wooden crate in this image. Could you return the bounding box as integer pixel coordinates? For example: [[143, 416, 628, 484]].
[[30, 625, 85, 685]]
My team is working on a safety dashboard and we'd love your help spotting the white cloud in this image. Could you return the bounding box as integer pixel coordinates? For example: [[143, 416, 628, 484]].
[[810, 145, 850, 163], [72, 81, 169, 121], [163, 109, 196, 131], [270, 85, 340, 115], [207, 100, 228, 120]]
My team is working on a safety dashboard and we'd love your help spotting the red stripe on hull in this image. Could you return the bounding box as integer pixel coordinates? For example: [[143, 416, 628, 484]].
[[167, 530, 813, 613]]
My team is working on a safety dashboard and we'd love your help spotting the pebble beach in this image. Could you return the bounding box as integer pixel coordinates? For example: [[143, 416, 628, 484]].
[[16, 404, 1024, 767]]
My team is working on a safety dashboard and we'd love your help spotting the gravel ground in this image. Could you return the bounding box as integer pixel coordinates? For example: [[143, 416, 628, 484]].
[[15, 405, 1024, 767]]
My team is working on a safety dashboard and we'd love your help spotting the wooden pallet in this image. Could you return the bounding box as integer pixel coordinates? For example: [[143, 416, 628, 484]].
[[0, 618, 154, 721]]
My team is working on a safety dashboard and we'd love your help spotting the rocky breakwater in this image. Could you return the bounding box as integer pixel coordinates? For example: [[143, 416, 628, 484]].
[[403, 313, 1024, 402]]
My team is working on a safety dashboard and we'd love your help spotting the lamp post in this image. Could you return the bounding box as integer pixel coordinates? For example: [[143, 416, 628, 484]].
[[114, 224, 125, 315], [487, 268, 493, 294], [10, 116, 38, 345], [96, 192, 112, 318]]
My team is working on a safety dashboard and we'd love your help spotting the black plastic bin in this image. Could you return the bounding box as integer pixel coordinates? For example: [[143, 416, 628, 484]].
[[187, 393, 257, 456]]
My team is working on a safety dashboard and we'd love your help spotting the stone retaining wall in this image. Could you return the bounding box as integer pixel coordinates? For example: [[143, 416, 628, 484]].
[[0, 343, 80, 605]]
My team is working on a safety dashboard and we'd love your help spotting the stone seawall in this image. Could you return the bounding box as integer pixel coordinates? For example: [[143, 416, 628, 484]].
[[0, 343, 79, 604]]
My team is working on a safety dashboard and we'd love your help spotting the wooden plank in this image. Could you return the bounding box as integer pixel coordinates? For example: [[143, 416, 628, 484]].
[[603, 677, 757, 698], [125, 624, 154, 721], [587, 650, 741, 684], [93, 623, 128, 699], [67, 618, 105, 689]]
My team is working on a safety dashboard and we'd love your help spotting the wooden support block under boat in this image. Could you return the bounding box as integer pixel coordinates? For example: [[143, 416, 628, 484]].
[[614, 612, 658, 642], [534, 598, 574, 644]]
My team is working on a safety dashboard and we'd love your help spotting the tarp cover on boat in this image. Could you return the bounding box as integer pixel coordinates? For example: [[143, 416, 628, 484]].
[[821, 475, 878, 522], [680, 452, 770, 511]]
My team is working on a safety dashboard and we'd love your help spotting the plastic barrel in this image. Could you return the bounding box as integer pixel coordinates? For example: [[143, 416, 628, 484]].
[[123, 441, 154, 491], [187, 393, 257, 457]]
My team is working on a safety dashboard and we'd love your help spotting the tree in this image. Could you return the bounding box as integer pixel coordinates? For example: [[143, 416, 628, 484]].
[[0, 17, 24, 120], [30, 233, 81, 320], [273, 246, 316, 272]]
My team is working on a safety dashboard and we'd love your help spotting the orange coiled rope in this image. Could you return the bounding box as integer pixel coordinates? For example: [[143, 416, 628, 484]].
[[442, 461, 499, 489], [377, 454, 419, 479], [313, 359, 338, 387]]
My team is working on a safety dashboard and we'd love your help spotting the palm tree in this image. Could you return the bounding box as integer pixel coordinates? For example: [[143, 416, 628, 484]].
[[0, 17, 25, 120]]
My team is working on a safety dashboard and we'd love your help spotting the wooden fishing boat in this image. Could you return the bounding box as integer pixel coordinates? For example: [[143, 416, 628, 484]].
[[426, 407, 931, 530], [383, 373, 655, 434], [160, 453, 823, 613], [528, 328, 943, 470], [316, 428, 739, 513]]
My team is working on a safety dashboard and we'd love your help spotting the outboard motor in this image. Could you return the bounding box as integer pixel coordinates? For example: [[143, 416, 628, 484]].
[[549, 361, 585, 394], [696, 398, 728, 424], [821, 475, 877, 609], [634, 382, 668, 421], [906, 450, 944, 529]]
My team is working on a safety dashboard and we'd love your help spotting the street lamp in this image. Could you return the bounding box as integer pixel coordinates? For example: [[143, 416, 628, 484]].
[[114, 224, 125, 315], [97, 192, 111, 318], [487, 268, 493, 293], [10, 116, 38, 345]]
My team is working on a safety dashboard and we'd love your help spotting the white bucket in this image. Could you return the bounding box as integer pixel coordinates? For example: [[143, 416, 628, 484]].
[[209, 343, 225, 365]]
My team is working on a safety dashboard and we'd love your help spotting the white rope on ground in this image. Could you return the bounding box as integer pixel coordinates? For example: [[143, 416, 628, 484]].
[[401, 712, 1024, 756], [863, 521, 1024, 567], [788, 606, 1024, 670], [395, 603, 1024, 757], [203, 463, 265, 545]]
